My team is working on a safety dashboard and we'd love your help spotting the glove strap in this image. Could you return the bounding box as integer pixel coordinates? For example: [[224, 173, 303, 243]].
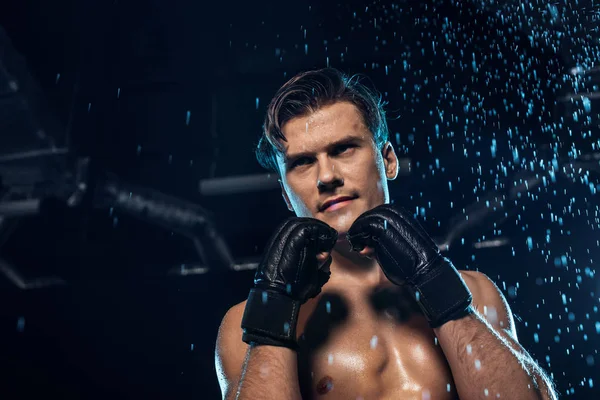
[[411, 258, 474, 328], [241, 288, 301, 351]]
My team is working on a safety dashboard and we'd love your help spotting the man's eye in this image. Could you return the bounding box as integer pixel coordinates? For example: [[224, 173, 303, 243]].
[[334, 144, 355, 155], [291, 157, 312, 168], [289, 145, 355, 169]]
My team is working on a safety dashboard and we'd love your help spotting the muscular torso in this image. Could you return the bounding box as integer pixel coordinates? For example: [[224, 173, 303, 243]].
[[293, 271, 472, 400]]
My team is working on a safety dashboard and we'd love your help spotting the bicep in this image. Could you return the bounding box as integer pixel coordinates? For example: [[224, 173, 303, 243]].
[[215, 303, 250, 400]]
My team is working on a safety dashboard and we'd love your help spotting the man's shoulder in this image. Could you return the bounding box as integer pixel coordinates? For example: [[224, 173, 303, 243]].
[[457, 269, 498, 301], [459, 269, 498, 288], [215, 300, 248, 369], [458, 269, 518, 340], [215, 300, 249, 398], [221, 300, 247, 329], [457, 269, 509, 316], [231, 299, 248, 313], [457, 269, 485, 289]]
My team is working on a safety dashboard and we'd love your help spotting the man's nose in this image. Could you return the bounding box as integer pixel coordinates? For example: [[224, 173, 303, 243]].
[[316, 160, 343, 191]]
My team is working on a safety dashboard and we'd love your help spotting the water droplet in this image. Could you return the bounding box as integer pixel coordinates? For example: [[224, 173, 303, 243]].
[[16, 317, 25, 332], [370, 335, 378, 349]]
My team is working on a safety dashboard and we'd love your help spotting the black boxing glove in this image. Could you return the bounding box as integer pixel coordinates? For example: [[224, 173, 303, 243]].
[[241, 218, 338, 350], [346, 204, 473, 328]]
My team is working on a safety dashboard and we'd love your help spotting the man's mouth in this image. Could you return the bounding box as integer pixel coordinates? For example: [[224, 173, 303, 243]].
[[321, 196, 356, 212]]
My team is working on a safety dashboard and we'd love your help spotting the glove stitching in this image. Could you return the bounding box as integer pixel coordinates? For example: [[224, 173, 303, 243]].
[[375, 240, 406, 283], [294, 245, 306, 299], [419, 274, 471, 320], [270, 221, 294, 285], [244, 328, 297, 347], [421, 291, 465, 316], [413, 256, 445, 285]]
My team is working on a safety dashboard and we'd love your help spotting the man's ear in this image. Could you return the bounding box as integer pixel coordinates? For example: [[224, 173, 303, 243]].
[[382, 141, 399, 181], [279, 179, 294, 212]]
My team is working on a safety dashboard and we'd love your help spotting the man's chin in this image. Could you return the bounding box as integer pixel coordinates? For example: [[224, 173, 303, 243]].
[[323, 212, 357, 231]]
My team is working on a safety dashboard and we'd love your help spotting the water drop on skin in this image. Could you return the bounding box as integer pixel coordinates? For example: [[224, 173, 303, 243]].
[[260, 364, 270, 378], [370, 335, 378, 349]]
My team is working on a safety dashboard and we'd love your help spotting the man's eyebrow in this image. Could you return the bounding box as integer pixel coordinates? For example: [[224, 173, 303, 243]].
[[284, 136, 364, 162]]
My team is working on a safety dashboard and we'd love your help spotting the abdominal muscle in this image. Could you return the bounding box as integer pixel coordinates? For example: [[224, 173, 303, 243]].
[[294, 281, 459, 400]]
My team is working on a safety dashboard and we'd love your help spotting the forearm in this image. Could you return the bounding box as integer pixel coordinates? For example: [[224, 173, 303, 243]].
[[434, 311, 555, 400], [230, 344, 302, 400]]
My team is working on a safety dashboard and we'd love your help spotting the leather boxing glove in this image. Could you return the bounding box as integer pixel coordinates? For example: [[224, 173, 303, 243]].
[[347, 204, 473, 328], [241, 217, 338, 350]]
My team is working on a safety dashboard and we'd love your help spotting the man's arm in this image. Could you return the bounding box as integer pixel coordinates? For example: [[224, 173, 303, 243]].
[[235, 345, 302, 400], [433, 271, 558, 400], [215, 302, 302, 400]]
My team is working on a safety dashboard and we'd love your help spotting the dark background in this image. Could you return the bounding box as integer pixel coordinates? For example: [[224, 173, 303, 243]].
[[0, 0, 599, 398]]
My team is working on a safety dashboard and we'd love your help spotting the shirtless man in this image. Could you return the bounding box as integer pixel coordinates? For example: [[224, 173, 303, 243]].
[[215, 68, 557, 400]]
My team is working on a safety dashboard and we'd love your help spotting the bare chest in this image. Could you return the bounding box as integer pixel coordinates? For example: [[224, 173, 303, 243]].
[[295, 285, 458, 400]]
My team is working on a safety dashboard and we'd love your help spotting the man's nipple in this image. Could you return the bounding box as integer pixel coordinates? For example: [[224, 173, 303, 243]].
[[316, 375, 334, 395]]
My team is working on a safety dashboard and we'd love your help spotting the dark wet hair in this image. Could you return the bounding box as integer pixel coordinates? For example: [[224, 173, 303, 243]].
[[256, 67, 389, 173]]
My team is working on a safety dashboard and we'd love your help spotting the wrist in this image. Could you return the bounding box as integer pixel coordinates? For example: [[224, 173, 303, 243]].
[[432, 305, 477, 331], [408, 259, 474, 328], [241, 288, 301, 350]]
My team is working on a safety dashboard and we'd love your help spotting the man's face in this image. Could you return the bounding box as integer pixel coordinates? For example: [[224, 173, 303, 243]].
[[277, 101, 398, 238]]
